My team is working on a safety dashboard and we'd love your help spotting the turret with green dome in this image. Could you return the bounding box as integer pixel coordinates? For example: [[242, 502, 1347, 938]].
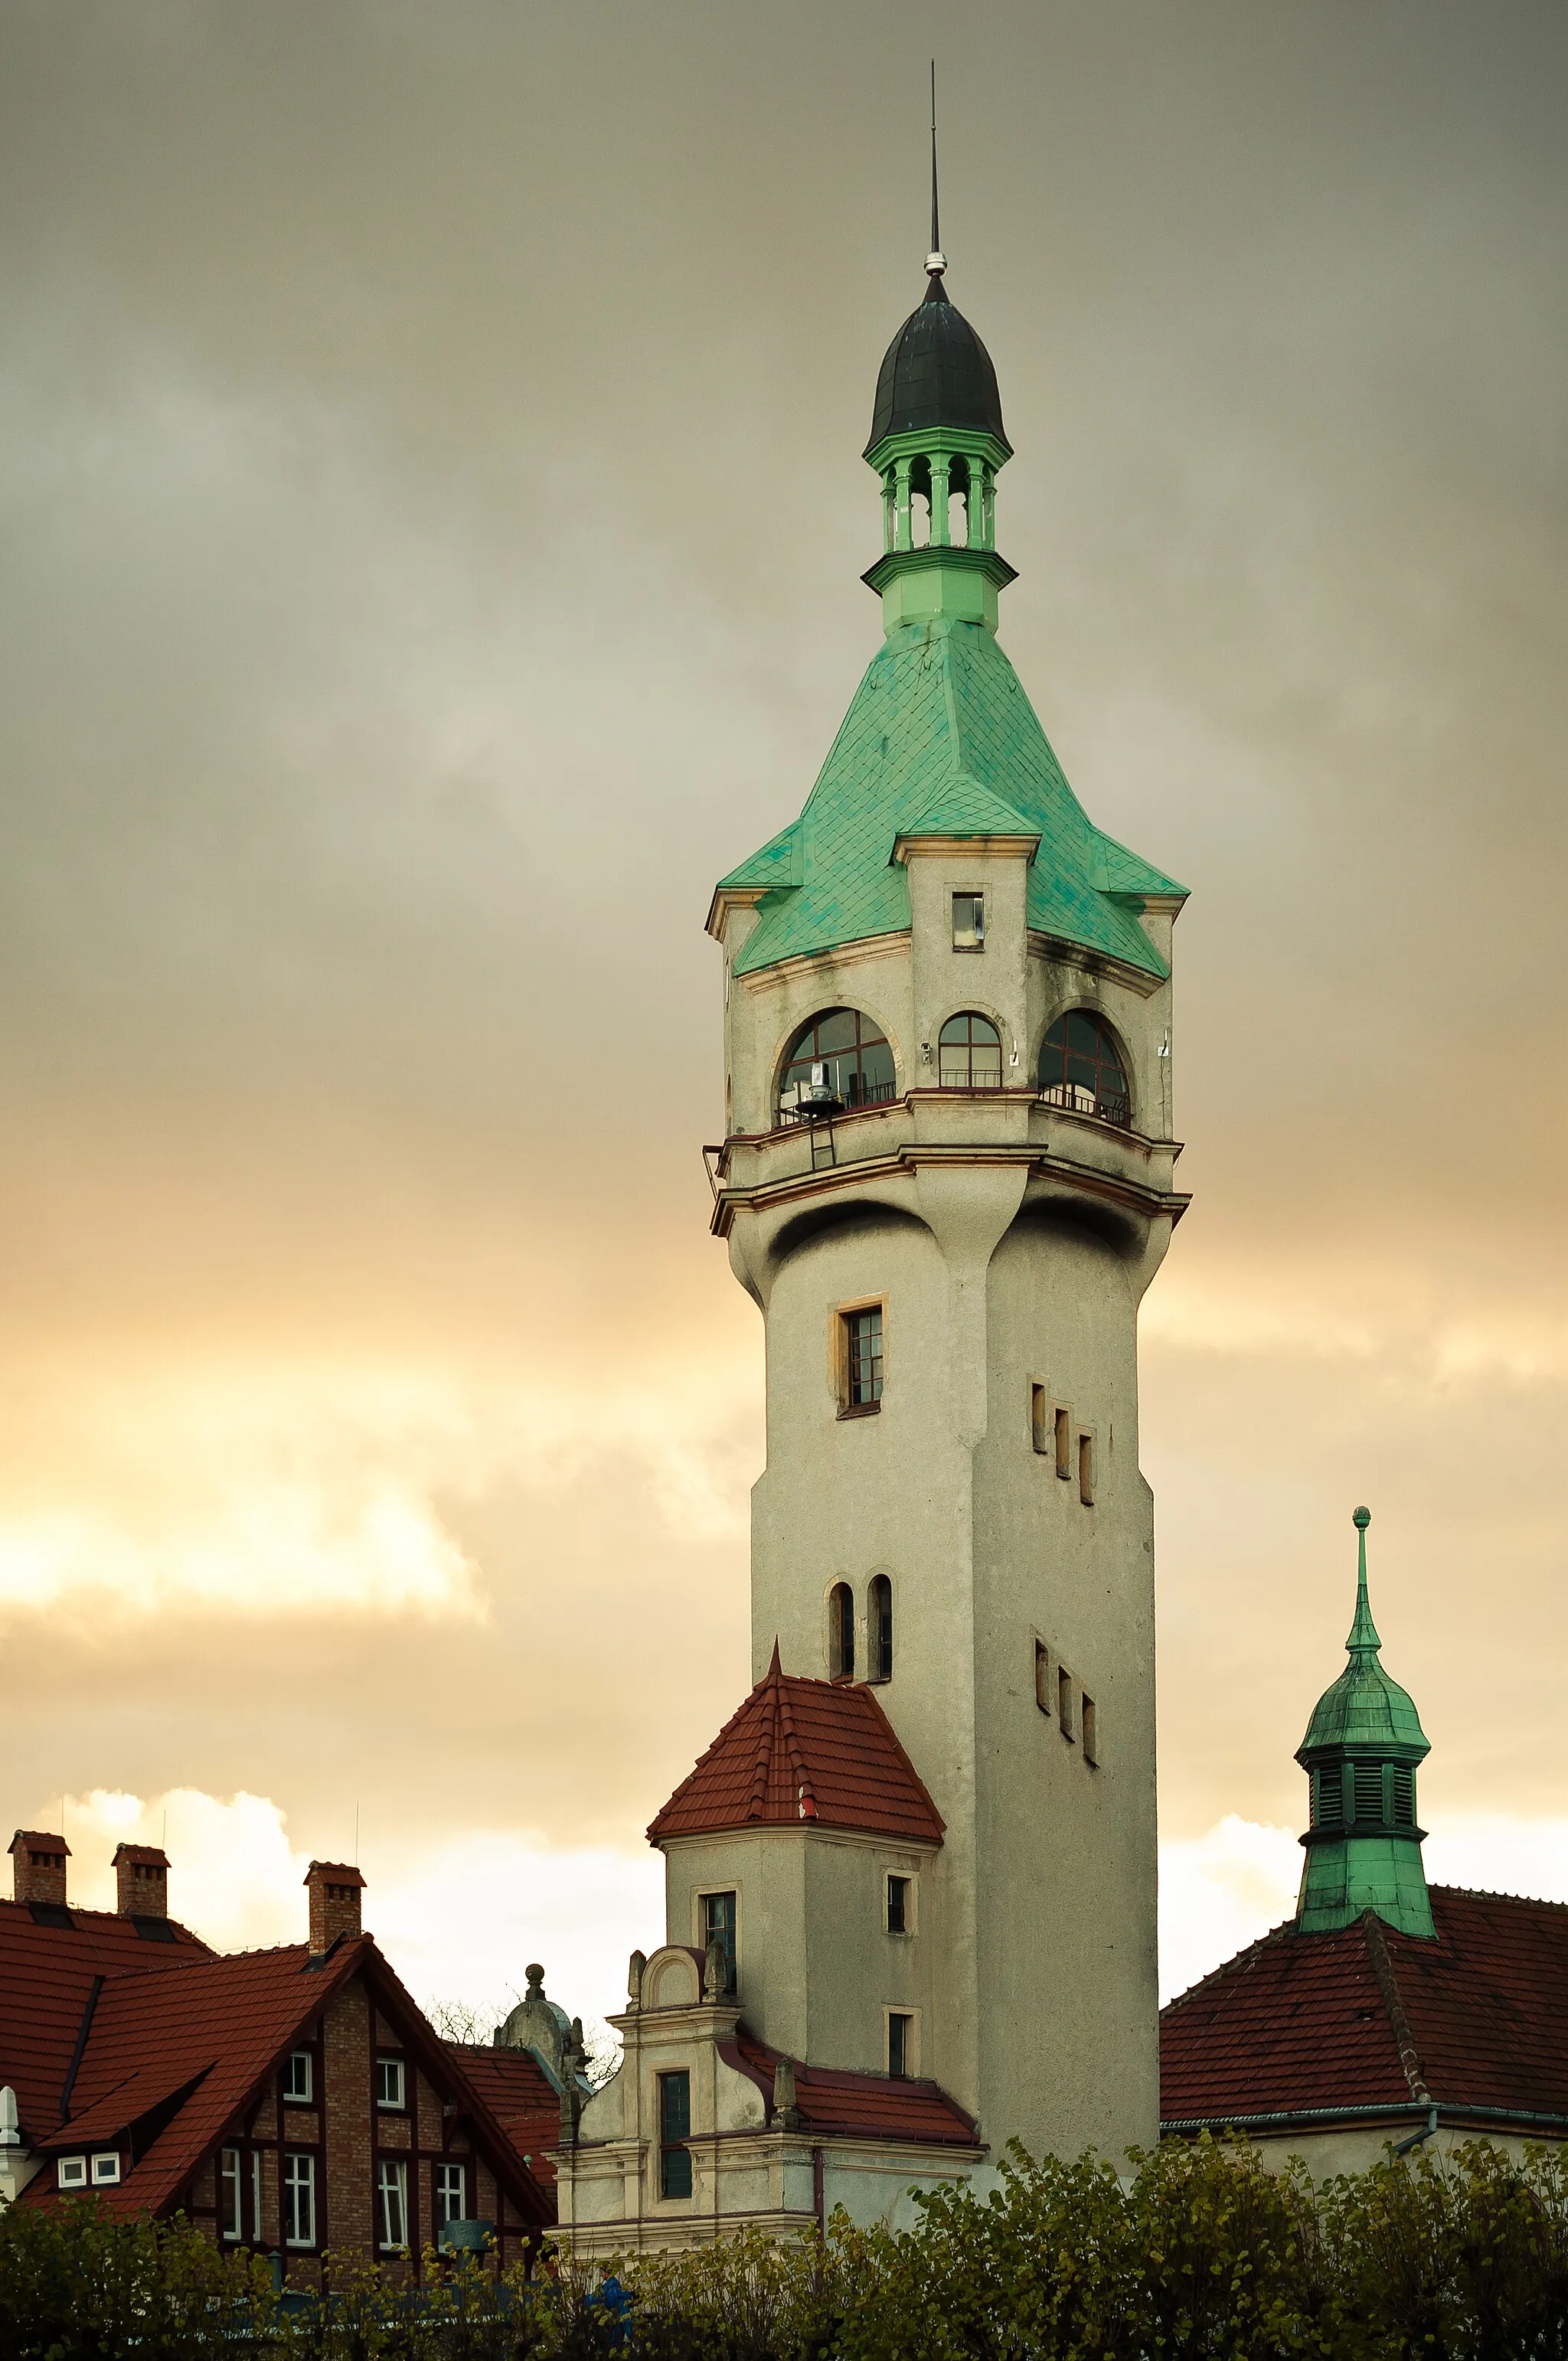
[[1295, 1507, 1435, 1938]]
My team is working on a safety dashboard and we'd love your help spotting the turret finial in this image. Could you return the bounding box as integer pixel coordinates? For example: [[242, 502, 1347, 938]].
[[1347, 1504, 1380, 1656], [924, 61, 946, 284]]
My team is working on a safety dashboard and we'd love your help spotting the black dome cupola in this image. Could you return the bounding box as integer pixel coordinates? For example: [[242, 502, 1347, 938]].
[[865, 277, 1010, 455]]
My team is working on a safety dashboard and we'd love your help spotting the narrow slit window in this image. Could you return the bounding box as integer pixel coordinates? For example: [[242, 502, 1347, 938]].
[[1058, 1667, 1076, 1740], [1078, 1433, 1094, 1506], [887, 2012, 914, 2078], [658, 2071, 692, 2199], [1031, 1383, 1048, 1453], [843, 1306, 884, 1409], [1054, 1406, 1070, 1481], [1034, 1639, 1050, 1714], [828, 1582, 855, 1681], [887, 1874, 910, 1935], [868, 1574, 893, 1681], [1081, 1695, 1098, 1765], [703, 1889, 738, 1995]]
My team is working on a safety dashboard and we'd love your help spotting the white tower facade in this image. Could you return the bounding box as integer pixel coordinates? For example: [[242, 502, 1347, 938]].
[[703, 265, 1188, 2165]]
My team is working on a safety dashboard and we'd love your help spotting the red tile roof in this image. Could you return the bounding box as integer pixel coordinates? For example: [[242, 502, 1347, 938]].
[[444, 2043, 564, 2186], [1161, 1887, 1568, 2130], [648, 1647, 945, 1847], [722, 2030, 980, 2149], [19, 1933, 553, 2230], [0, 1896, 211, 2149]]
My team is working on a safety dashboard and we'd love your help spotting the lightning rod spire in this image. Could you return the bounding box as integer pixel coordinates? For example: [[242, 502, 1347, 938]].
[[926, 61, 946, 279]]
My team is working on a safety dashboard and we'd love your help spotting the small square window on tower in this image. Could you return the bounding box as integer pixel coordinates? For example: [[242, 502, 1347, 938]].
[[952, 891, 985, 949]]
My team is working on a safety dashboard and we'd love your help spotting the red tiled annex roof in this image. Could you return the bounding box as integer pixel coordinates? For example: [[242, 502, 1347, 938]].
[[0, 1897, 212, 2150], [1161, 1887, 1568, 2131], [724, 2028, 980, 2149], [648, 1645, 944, 1847], [446, 2043, 564, 2186]]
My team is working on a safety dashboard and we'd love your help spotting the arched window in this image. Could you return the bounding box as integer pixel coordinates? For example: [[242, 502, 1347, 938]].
[[938, 1011, 1002, 1089], [828, 1582, 855, 1682], [778, 1009, 897, 1122], [1037, 1011, 1130, 1127], [867, 1576, 893, 1683]]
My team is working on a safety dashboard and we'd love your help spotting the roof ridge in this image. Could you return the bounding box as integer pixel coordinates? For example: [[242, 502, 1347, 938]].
[[1433, 1883, 1568, 1913], [1361, 1910, 1431, 2102], [1158, 1918, 1298, 2011]]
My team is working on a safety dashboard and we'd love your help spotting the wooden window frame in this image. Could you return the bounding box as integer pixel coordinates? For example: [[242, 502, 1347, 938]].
[[657, 2070, 693, 2202], [835, 1298, 885, 1416]]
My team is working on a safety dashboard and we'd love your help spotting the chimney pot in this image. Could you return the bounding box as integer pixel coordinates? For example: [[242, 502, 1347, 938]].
[[112, 1843, 170, 1919], [9, 1830, 70, 1909], [304, 1860, 365, 1954]]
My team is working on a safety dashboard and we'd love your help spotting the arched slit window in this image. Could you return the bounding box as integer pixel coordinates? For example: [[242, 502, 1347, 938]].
[[868, 1576, 893, 1683], [828, 1582, 855, 1683], [938, 1011, 1002, 1089], [1038, 1011, 1130, 1128], [778, 1009, 897, 1124]]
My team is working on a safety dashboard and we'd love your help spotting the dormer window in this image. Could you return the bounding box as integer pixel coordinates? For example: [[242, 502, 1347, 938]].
[[952, 892, 985, 949]]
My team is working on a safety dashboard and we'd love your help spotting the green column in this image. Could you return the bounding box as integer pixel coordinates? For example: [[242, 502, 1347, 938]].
[[930, 449, 949, 547], [894, 457, 913, 553]]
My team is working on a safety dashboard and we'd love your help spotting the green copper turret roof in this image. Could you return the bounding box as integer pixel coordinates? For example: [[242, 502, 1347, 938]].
[[1295, 1509, 1435, 1940], [716, 618, 1186, 981], [1298, 1509, 1429, 1759]]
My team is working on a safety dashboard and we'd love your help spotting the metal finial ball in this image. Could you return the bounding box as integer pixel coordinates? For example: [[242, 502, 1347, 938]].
[[1353, 1506, 1370, 1529]]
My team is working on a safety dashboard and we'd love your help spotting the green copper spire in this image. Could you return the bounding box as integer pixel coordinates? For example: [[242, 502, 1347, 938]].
[[1295, 1508, 1435, 1939]]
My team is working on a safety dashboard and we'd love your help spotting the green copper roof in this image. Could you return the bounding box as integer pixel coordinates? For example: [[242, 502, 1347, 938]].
[[1295, 1510, 1435, 1940], [717, 619, 1186, 981]]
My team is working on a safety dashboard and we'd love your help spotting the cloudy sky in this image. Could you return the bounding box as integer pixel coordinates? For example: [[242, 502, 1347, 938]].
[[2, 1, 1564, 2030]]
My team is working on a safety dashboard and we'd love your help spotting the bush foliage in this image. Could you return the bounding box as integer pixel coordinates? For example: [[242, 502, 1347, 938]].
[[4, 2137, 1567, 2360]]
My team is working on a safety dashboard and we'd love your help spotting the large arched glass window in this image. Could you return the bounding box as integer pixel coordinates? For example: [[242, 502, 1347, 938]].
[[867, 1576, 893, 1683], [828, 1582, 855, 1682], [1037, 1012, 1130, 1127], [938, 1011, 1002, 1089], [778, 1009, 896, 1122]]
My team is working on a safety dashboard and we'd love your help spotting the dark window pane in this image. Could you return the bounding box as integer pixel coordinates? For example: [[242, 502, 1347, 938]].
[[704, 1892, 737, 1994], [659, 2072, 692, 2198]]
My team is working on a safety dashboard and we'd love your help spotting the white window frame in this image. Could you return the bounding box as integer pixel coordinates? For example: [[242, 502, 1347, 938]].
[[90, 2153, 121, 2186], [375, 2056, 406, 2111], [251, 2150, 263, 2241], [220, 2146, 243, 2240], [951, 890, 985, 950], [57, 2155, 87, 2190], [283, 2150, 316, 2248], [283, 2049, 313, 2104], [435, 2160, 467, 2229], [377, 2156, 409, 2252]]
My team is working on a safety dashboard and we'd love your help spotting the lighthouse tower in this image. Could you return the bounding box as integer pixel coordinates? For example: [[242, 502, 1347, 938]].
[[698, 253, 1189, 2167], [555, 251, 1190, 2251]]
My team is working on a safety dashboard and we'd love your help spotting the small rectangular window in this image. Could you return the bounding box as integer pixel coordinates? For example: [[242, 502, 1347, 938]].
[[952, 891, 985, 949], [220, 2147, 243, 2240], [90, 2153, 121, 2185], [703, 1890, 738, 1996], [1034, 1638, 1051, 1713], [57, 2157, 87, 2190], [843, 1306, 884, 1409], [283, 2049, 312, 2104], [658, 2071, 692, 2199], [283, 2153, 315, 2248], [375, 2056, 405, 2111], [1054, 1405, 1071, 1481], [1081, 1694, 1099, 1765], [887, 1874, 910, 1935], [887, 2013, 913, 2078], [1031, 1383, 1047, 1453], [435, 2160, 467, 2230], [1078, 1433, 1094, 1506], [377, 2157, 408, 2252], [1058, 1667, 1076, 1741]]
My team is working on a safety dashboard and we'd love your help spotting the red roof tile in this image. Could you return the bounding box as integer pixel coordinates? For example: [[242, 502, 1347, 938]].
[[445, 2043, 564, 2187], [0, 1896, 211, 2150], [723, 2030, 980, 2148], [648, 1647, 945, 1847], [1161, 1887, 1568, 2129]]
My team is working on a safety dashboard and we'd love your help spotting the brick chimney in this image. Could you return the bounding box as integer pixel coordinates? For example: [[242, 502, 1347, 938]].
[[10, 1831, 70, 1907], [113, 1843, 169, 1919], [304, 1860, 364, 1954]]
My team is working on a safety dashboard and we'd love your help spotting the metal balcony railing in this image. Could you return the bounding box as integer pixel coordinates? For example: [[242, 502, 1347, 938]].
[[1039, 1079, 1132, 1130]]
